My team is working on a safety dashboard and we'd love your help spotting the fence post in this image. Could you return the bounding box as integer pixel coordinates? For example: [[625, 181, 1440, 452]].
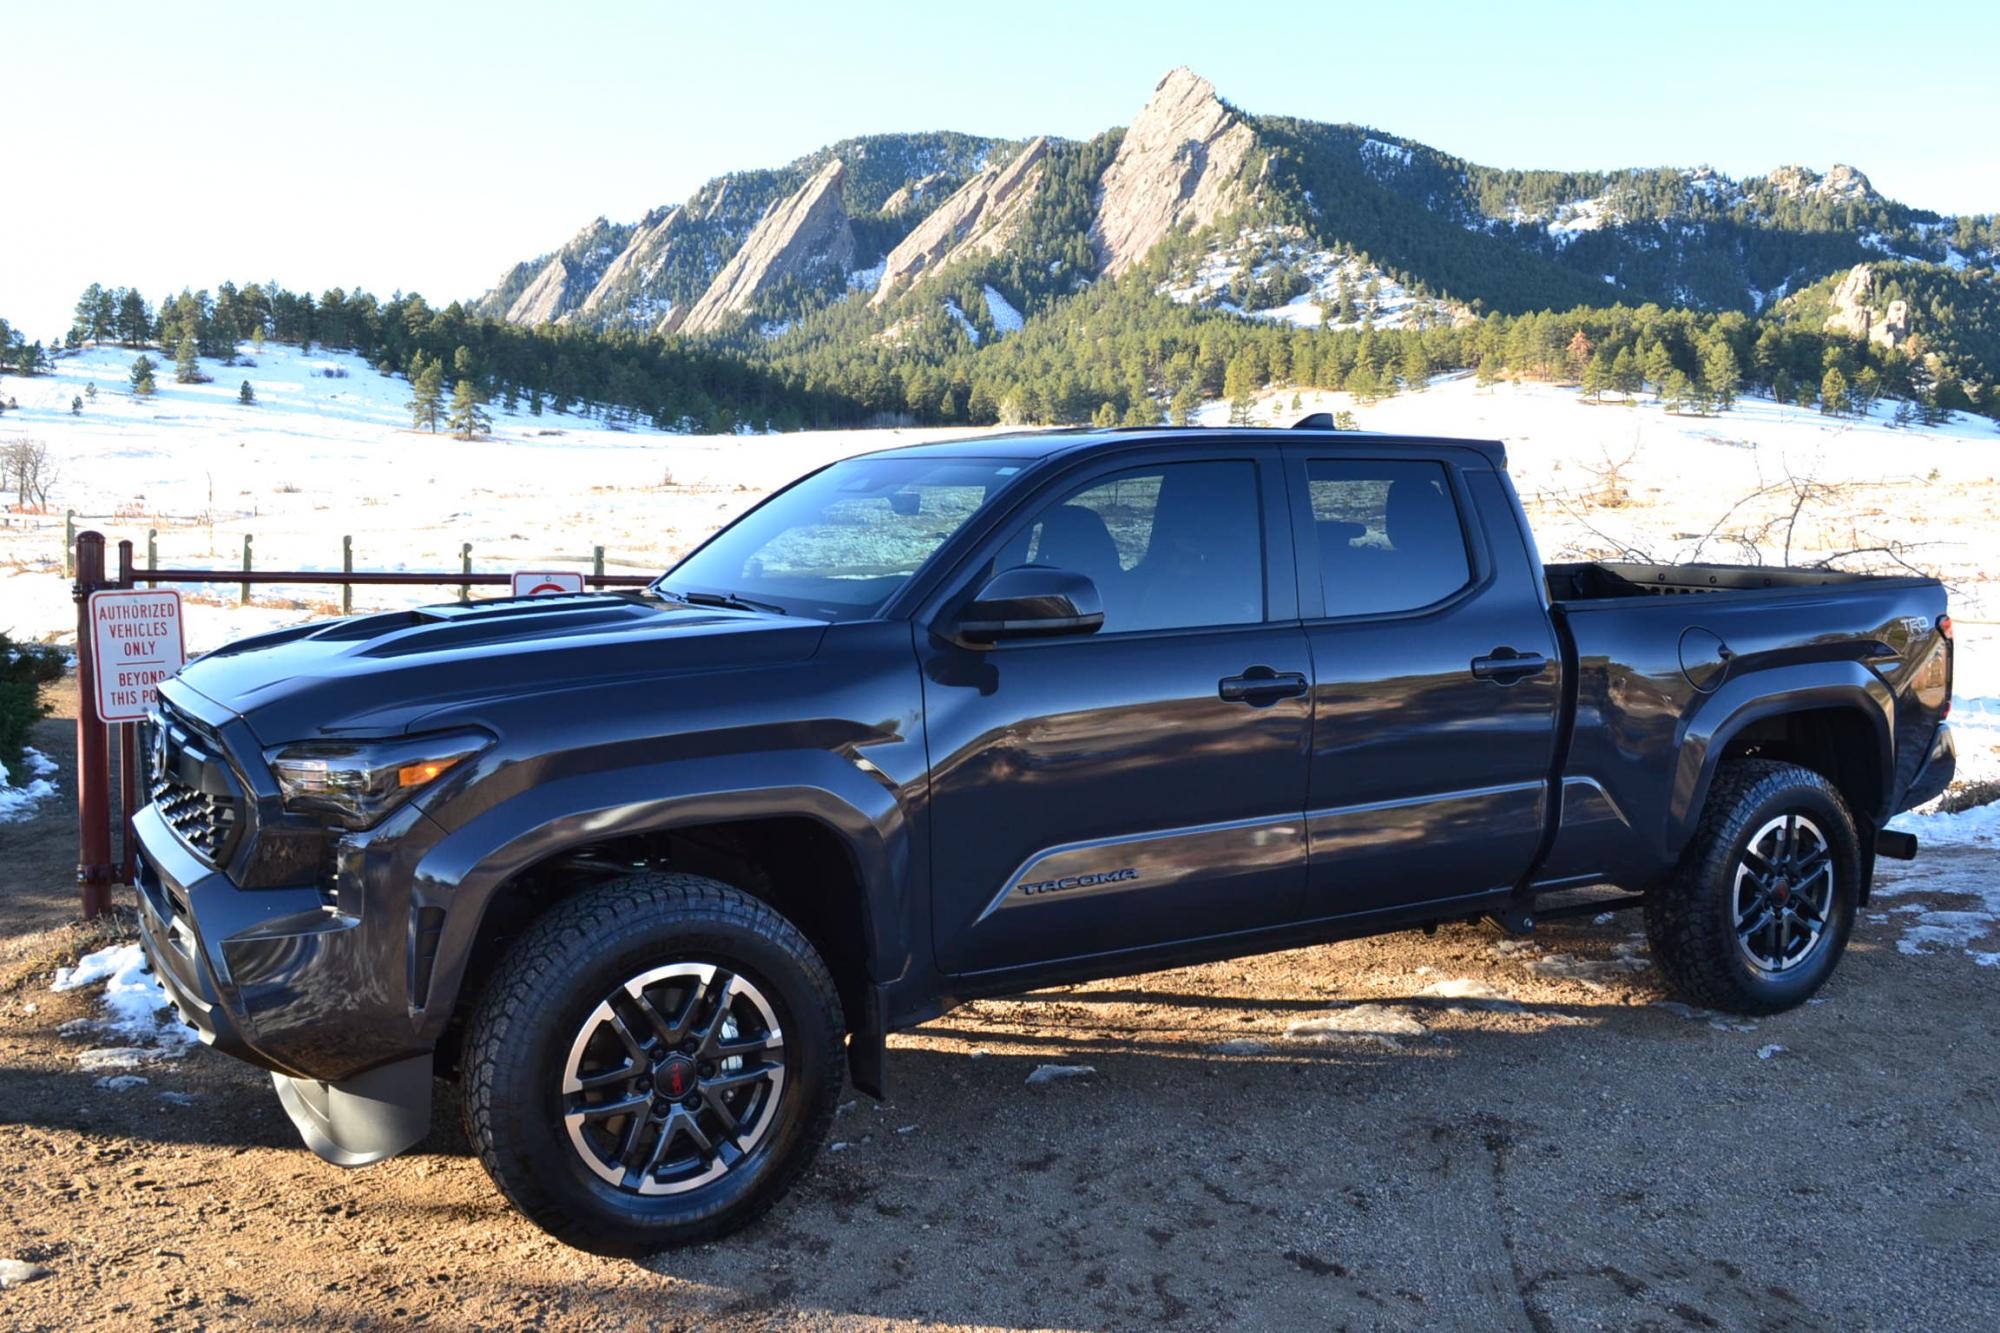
[[460, 542, 472, 603], [342, 535, 353, 615], [73, 531, 114, 918], [147, 528, 157, 590], [241, 534, 253, 605], [65, 511, 76, 576], [593, 545, 605, 581], [115, 540, 138, 887]]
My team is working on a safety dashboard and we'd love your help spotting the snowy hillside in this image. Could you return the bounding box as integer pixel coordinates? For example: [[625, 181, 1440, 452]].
[[0, 342, 1003, 650]]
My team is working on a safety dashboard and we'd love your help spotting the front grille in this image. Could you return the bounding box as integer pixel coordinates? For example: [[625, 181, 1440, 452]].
[[149, 703, 245, 866]]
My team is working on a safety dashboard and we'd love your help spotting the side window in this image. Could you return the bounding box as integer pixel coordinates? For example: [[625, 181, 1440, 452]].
[[1307, 459, 1471, 616], [1015, 460, 1264, 633]]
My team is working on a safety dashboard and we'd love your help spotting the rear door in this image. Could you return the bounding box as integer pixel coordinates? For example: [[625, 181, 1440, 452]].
[[920, 445, 1314, 975], [1288, 450, 1562, 917]]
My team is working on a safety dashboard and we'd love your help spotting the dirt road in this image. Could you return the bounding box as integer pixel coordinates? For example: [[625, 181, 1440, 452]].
[[3, 682, 1996, 1331]]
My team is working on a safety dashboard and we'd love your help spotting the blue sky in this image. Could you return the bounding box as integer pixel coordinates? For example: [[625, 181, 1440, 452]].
[[5, 0, 1994, 338]]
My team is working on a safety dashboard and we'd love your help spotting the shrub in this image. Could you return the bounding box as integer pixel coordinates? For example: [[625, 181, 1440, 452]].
[[0, 633, 65, 781]]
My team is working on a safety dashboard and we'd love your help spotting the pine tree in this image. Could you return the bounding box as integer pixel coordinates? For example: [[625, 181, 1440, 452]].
[[129, 354, 157, 395], [174, 333, 201, 384], [1565, 328, 1594, 382], [71, 396, 83, 416], [1399, 340, 1431, 392], [83, 381, 96, 401], [1643, 343, 1674, 397], [1169, 382, 1198, 426], [1092, 401, 1118, 427], [115, 288, 151, 346], [1820, 367, 1851, 416], [1772, 367, 1794, 406], [1611, 346, 1643, 397], [1475, 352, 1502, 386], [1701, 341, 1740, 410], [408, 355, 445, 432], [1581, 351, 1609, 401], [1662, 369, 1694, 414], [447, 375, 491, 440], [238, 380, 256, 405]]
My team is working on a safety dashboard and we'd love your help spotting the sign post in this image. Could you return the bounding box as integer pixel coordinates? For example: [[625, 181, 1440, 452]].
[[87, 588, 186, 723], [510, 569, 587, 598]]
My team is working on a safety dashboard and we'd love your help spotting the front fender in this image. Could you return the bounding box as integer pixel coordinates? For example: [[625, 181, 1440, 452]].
[[1669, 660, 1893, 850], [406, 748, 909, 1041]]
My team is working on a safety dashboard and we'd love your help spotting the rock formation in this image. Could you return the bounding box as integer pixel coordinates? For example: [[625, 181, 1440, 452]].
[[1090, 68, 1257, 276], [871, 139, 1050, 306], [1768, 163, 1876, 203], [478, 217, 632, 325], [666, 160, 856, 336], [1823, 263, 1911, 348]]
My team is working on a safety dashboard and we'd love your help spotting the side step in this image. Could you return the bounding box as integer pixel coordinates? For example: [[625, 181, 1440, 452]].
[[1488, 894, 1648, 935]]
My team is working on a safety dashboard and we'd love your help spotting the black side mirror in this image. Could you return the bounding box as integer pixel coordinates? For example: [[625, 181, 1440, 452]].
[[954, 565, 1104, 646]]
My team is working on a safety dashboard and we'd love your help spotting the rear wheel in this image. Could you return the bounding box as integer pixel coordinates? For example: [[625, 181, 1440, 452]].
[[463, 873, 844, 1255], [1646, 759, 1860, 1014]]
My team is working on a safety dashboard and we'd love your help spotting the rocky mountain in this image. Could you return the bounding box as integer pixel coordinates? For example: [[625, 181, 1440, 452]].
[[476, 67, 1996, 350], [872, 138, 1051, 305], [669, 160, 856, 335], [1090, 68, 1256, 276]]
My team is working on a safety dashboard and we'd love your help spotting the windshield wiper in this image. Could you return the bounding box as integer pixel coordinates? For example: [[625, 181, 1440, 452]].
[[662, 589, 788, 615]]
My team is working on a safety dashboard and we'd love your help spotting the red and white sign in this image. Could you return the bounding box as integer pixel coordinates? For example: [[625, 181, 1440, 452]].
[[510, 569, 587, 597], [88, 589, 185, 723]]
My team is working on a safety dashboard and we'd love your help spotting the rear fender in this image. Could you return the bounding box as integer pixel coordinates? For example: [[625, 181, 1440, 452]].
[[1670, 661, 1893, 851]]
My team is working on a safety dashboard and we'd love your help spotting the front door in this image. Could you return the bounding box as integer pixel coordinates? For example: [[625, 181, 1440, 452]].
[[1290, 454, 1563, 917], [921, 450, 1313, 975]]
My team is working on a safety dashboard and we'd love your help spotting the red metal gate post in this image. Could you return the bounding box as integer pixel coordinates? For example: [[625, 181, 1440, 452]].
[[73, 531, 114, 918], [117, 539, 139, 886]]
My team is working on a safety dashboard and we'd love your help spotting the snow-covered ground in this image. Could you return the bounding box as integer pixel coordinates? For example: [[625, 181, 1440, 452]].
[[1161, 225, 1466, 331], [0, 342, 1007, 652]]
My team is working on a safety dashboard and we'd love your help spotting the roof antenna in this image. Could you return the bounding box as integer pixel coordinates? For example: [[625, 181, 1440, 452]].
[[1292, 412, 1334, 429]]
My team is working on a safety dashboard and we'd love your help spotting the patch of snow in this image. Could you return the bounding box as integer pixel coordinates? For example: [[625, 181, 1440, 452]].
[[1416, 978, 1523, 1011], [847, 260, 886, 293], [0, 748, 58, 823], [52, 942, 195, 1055], [1757, 1044, 1786, 1060], [0, 1259, 51, 1288], [1360, 137, 1413, 171], [1025, 1063, 1095, 1085], [77, 1046, 162, 1072], [941, 298, 980, 344], [1286, 1004, 1427, 1049], [1210, 1037, 1271, 1055], [981, 284, 1024, 335], [158, 1090, 198, 1106], [93, 1074, 150, 1092]]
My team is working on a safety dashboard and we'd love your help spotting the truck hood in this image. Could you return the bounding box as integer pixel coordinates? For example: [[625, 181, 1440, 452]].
[[168, 592, 828, 744]]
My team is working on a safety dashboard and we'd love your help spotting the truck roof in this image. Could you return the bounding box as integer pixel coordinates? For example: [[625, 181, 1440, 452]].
[[878, 425, 1508, 468]]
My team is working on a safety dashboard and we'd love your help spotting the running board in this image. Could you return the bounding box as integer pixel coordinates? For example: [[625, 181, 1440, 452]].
[[1488, 895, 1648, 934]]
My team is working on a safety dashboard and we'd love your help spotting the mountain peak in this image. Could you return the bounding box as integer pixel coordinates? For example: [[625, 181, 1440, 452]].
[[1091, 68, 1256, 275], [1766, 162, 1876, 203], [665, 159, 854, 336]]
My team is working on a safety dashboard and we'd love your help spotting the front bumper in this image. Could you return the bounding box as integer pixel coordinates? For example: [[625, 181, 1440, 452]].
[[132, 801, 434, 1166]]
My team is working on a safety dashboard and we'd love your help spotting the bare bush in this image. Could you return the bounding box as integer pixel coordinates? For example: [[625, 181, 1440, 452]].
[[2, 438, 57, 512]]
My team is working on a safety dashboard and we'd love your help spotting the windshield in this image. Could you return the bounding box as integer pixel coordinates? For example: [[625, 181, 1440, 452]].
[[657, 455, 1024, 621]]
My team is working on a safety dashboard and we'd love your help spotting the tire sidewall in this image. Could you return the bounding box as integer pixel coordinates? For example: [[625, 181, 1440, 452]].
[[1705, 778, 1859, 1007], [483, 906, 839, 1246]]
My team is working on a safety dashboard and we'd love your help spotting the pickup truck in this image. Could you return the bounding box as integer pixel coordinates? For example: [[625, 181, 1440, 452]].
[[131, 424, 1956, 1255]]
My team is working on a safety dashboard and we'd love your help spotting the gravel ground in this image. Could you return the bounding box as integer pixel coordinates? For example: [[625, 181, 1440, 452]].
[[2, 678, 1997, 1331]]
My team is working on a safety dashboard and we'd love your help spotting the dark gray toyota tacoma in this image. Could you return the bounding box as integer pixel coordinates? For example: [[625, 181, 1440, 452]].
[[133, 426, 1955, 1253]]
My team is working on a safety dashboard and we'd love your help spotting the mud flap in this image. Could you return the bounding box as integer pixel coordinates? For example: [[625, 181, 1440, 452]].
[[272, 1052, 433, 1167], [845, 983, 889, 1101]]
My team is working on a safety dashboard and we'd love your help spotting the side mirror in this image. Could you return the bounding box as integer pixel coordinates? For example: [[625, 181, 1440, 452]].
[[954, 565, 1104, 646]]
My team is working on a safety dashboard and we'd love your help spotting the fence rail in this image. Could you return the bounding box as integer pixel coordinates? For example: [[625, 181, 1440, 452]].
[[67, 528, 655, 917]]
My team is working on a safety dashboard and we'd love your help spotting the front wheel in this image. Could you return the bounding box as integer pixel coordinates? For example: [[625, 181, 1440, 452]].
[[1646, 759, 1860, 1014], [462, 873, 845, 1255]]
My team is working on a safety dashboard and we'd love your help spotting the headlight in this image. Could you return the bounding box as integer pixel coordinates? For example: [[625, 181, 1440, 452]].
[[265, 730, 492, 830]]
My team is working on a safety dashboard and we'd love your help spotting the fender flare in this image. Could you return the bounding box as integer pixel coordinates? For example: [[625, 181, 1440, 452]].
[[405, 749, 910, 1040], [1668, 660, 1894, 853]]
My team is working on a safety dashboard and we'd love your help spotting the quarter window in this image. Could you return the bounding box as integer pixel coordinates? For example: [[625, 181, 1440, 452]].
[[1307, 460, 1471, 616]]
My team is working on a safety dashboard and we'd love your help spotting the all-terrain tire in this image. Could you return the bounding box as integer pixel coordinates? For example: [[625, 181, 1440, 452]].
[[1645, 759, 1860, 1015], [462, 872, 845, 1256]]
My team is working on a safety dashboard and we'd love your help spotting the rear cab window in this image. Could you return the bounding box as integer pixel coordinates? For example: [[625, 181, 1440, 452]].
[[1303, 458, 1474, 617]]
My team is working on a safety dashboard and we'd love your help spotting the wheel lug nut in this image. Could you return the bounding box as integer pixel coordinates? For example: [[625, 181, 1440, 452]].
[[697, 1061, 715, 1078], [682, 1093, 701, 1109], [680, 1040, 697, 1055]]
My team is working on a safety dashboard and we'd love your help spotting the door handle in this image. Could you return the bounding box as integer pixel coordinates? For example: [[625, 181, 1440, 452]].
[[1219, 668, 1309, 706], [1470, 650, 1549, 685]]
